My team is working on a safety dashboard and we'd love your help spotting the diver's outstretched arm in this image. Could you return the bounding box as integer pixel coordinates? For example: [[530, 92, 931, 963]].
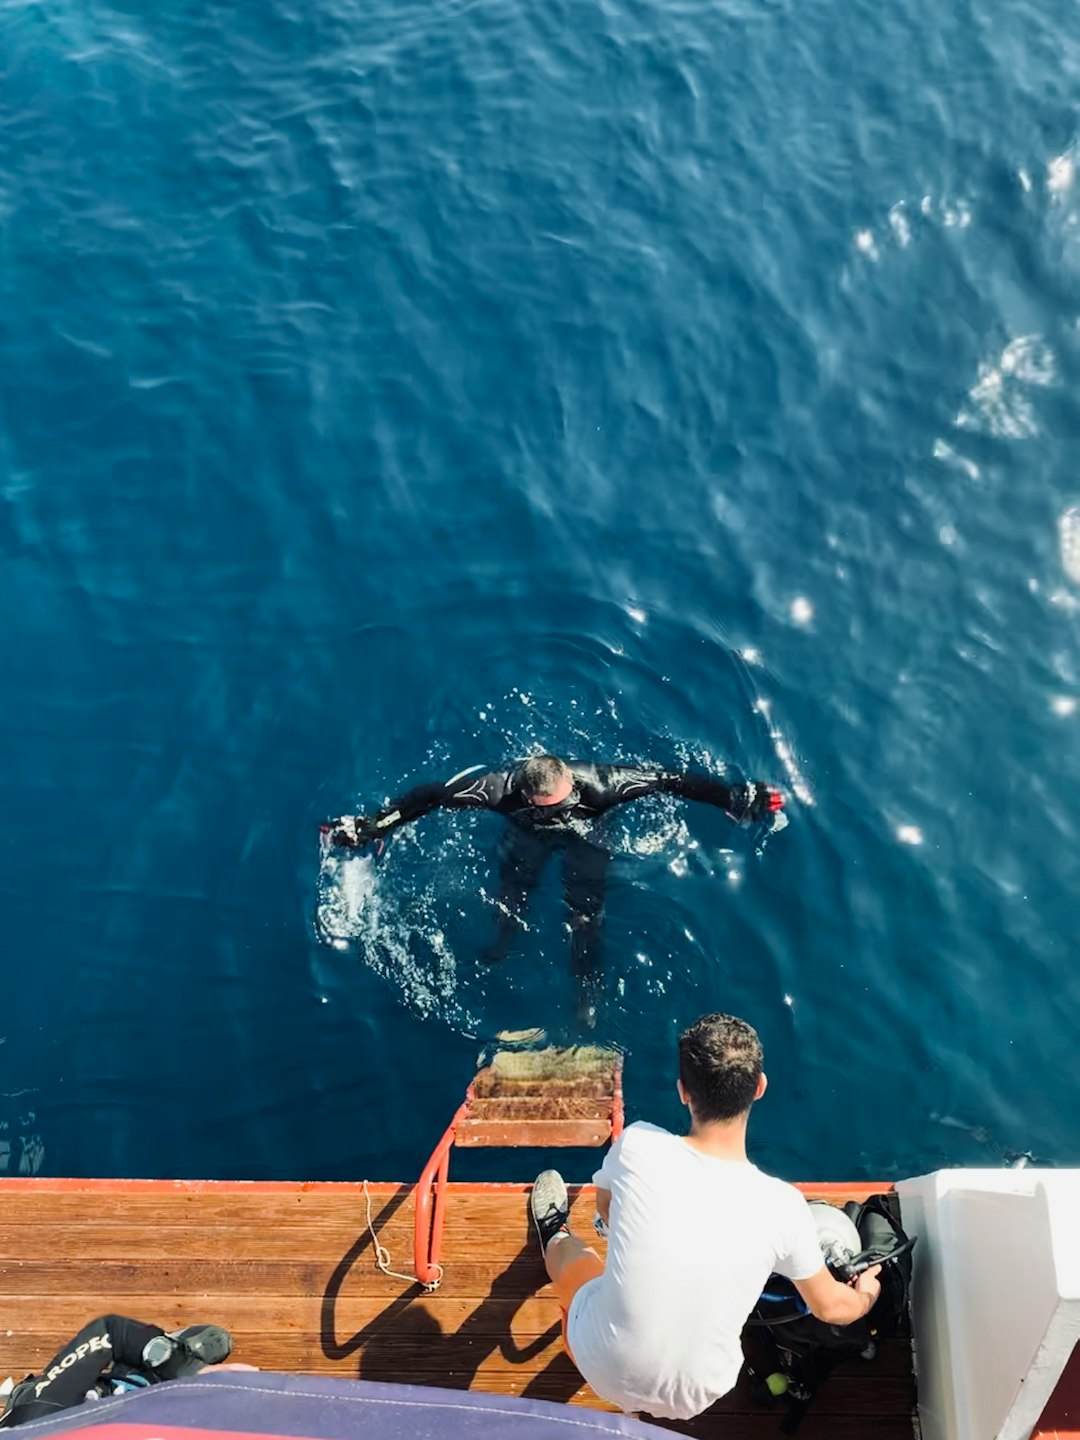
[[582, 764, 783, 824], [324, 766, 510, 847], [657, 772, 784, 823]]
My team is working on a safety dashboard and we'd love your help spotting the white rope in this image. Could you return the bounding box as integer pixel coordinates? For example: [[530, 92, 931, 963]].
[[362, 1179, 443, 1292]]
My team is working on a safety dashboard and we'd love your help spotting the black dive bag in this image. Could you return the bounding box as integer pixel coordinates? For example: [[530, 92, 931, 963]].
[[744, 1193, 916, 1434]]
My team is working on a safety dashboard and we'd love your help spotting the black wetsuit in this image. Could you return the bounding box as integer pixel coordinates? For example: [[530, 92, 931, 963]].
[[348, 763, 767, 1017], [0, 1316, 164, 1427], [364, 762, 759, 838]]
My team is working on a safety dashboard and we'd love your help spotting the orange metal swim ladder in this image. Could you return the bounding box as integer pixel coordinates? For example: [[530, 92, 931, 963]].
[[413, 1044, 624, 1288]]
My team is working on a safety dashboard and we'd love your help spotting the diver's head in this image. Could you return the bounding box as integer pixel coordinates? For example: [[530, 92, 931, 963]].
[[517, 754, 574, 807], [677, 1013, 766, 1123]]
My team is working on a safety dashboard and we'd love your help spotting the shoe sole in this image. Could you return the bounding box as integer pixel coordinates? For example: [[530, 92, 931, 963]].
[[171, 1326, 232, 1366], [530, 1170, 570, 1250]]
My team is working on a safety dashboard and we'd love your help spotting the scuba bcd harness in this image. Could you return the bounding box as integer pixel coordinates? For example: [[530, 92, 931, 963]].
[[745, 1194, 916, 1434]]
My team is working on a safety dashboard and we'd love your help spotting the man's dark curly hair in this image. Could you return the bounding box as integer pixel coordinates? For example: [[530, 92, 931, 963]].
[[678, 1013, 763, 1122]]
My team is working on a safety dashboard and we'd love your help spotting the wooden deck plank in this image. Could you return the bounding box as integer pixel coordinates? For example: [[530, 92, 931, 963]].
[[0, 1179, 892, 1200], [0, 1283, 917, 1378], [0, 1179, 915, 1440]]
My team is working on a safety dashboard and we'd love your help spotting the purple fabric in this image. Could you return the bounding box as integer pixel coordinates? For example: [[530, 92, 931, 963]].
[[11, 1372, 673, 1440]]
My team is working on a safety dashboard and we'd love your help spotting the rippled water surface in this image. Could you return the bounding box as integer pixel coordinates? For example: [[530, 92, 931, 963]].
[[2, 0, 1079, 1182]]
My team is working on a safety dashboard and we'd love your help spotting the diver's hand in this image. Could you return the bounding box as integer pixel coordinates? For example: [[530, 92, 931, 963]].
[[729, 782, 784, 823], [852, 1264, 882, 1310], [322, 815, 378, 848]]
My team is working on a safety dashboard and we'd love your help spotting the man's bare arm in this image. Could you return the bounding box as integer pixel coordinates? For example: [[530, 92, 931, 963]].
[[792, 1264, 881, 1325]]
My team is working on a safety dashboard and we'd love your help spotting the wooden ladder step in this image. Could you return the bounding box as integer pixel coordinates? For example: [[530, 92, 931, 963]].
[[467, 1096, 615, 1122], [459, 1046, 622, 1149], [456, 1117, 616, 1148]]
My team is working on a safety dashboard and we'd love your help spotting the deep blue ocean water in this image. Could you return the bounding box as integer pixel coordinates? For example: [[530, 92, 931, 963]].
[[2, 0, 1079, 1185]]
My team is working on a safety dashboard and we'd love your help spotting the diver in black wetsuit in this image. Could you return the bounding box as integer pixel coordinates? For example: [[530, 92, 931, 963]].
[[324, 755, 783, 1024], [0, 1319, 233, 1428]]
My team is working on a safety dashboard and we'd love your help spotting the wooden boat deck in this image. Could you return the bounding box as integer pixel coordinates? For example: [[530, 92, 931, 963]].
[[0, 1178, 917, 1439], [1033, 1337, 1080, 1439]]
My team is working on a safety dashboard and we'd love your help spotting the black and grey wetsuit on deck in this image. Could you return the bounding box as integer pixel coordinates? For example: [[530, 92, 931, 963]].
[[351, 762, 766, 1008], [0, 1317, 163, 1428]]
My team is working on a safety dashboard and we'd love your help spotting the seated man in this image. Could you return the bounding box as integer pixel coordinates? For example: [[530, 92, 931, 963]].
[[530, 1013, 881, 1420], [1, 1317, 234, 1428]]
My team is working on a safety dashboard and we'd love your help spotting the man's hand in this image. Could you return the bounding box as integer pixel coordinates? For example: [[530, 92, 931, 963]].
[[795, 1261, 880, 1325], [851, 1263, 882, 1308], [322, 815, 379, 848]]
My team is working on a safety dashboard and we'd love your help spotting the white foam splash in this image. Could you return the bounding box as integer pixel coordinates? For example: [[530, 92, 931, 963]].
[[1048, 152, 1076, 194], [790, 596, 814, 625], [941, 200, 972, 228], [896, 824, 923, 846], [854, 229, 879, 261], [1000, 335, 1057, 386], [888, 204, 911, 247], [956, 336, 1057, 439], [1051, 696, 1077, 717], [611, 809, 695, 858], [315, 844, 475, 1029], [317, 848, 380, 944], [625, 605, 647, 624], [1059, 507, 1080, 584]]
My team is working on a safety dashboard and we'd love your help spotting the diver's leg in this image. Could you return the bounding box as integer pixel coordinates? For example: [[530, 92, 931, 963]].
[[482, 826, 550, 965], [563, 841, 610, 1026], [1, 1316, 160, 1425]]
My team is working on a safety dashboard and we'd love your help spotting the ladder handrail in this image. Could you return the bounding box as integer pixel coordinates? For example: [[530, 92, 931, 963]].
[[413, 1097, 471, 1288], [413, 1050, 624, 1287], [611, 1053, 625, 1141]]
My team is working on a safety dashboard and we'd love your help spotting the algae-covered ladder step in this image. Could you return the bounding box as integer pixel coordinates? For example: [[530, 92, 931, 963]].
[[456, 1046, 623, 1148]]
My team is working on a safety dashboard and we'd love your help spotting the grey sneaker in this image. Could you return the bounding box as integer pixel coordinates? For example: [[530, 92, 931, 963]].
[[531, 1169, 570, 1254]]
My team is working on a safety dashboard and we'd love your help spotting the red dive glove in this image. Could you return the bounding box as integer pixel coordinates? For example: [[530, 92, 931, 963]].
[[730, 782, 784, 823]]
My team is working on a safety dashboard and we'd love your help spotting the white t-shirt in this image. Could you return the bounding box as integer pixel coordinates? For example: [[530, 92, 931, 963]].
[[567, 1121, 824, 1420]]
